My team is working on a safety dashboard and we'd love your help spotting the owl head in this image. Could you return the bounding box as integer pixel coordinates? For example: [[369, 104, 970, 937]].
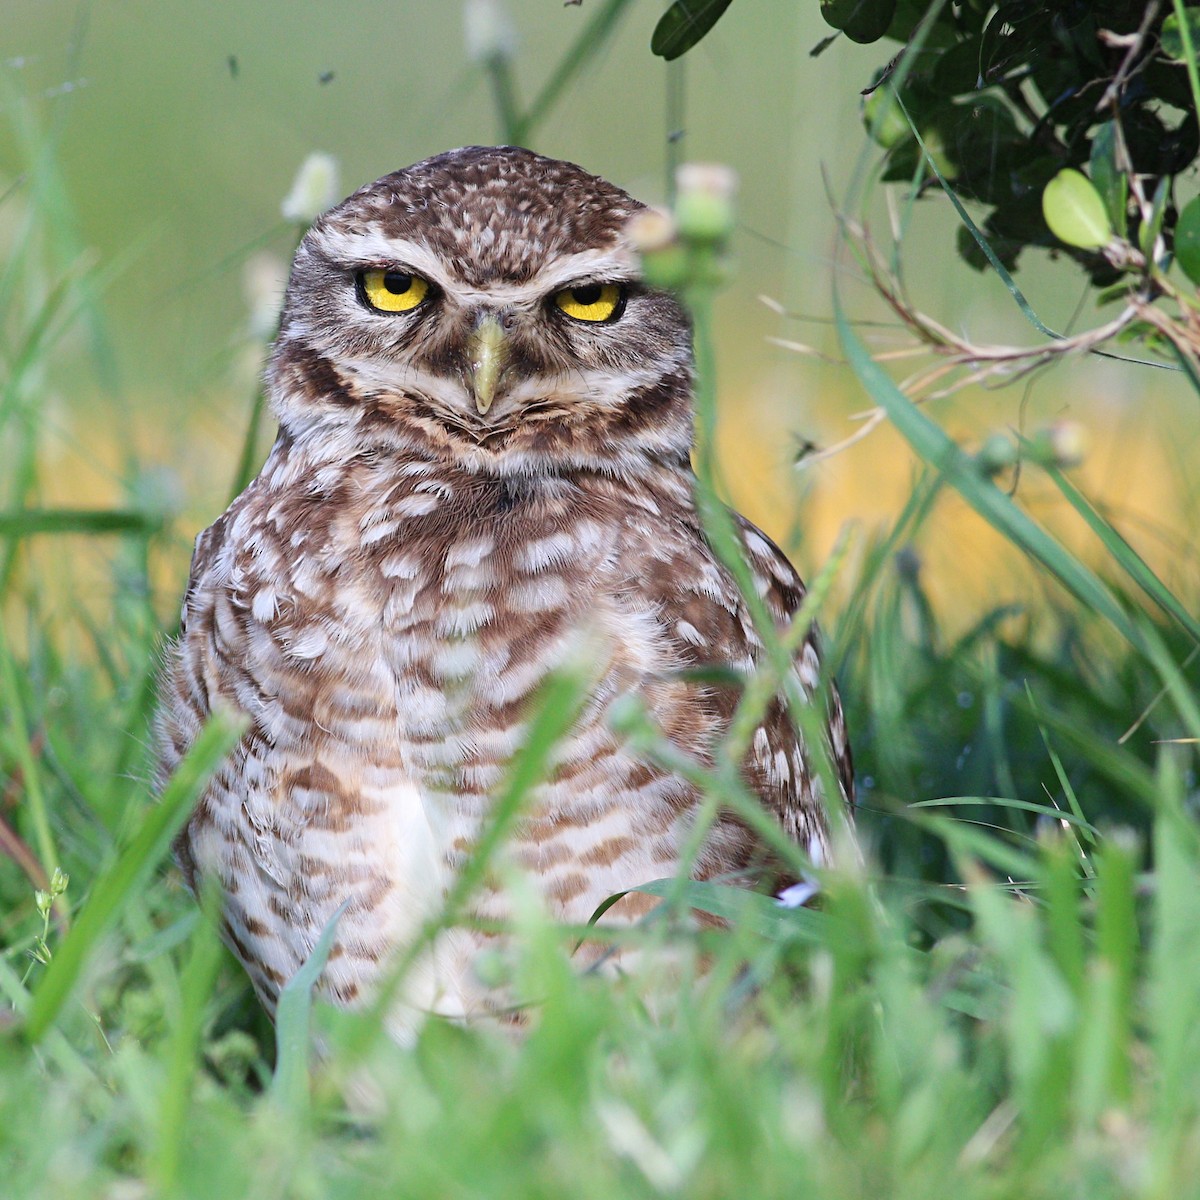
[[268, 146, 693, 478]]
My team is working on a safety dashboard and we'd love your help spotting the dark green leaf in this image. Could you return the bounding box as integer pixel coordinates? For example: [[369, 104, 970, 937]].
[[651, 0, 735, 60], [930, 37, 983, 94], [271, 900, 349, 1113], [1089, 121, 1128, 239], [821, 0, 897, 45], [1162, 10, 1200, 60], [1174, 194, 1200, 285]]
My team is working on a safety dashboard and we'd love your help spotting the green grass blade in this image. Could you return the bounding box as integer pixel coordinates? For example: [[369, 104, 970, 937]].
[[1169, 337, 1200, 396], [25, 710, 245, 1042], [833, 295, 1142, 651], [1149, 751, 1200, 1125], [513, 0, 636, 143], [1039, 460, 1200, 644], [916, 812, 1041, 880], [343, 664, 594, 1060], [270, 899, 350, 1114], [0, 508, 163, 537], [1015, 698, 1160, 809], [1078, 832, 1138, 1110], [909, 795, 1098, 835], [1023, 684, 1096, 854], [1171, 0, 1200, 128], [633, 877, 829, 941], [897, 97, 1058, 341], [152, 883, 226, 1195], [1135, 616, 1200, 744]]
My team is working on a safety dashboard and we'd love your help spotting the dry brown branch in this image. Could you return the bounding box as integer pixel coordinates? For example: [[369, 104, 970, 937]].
[[783, 212, 1200, 468], [1096, 0, 1162, 112], [0, 810, 50, 893]]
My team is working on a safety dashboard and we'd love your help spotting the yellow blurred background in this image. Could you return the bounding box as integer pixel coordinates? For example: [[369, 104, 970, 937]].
[[4, 0, 1197, 640]]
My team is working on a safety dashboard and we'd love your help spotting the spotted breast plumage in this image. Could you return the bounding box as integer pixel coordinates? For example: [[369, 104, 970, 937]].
[[155, 145, 853, 1036]]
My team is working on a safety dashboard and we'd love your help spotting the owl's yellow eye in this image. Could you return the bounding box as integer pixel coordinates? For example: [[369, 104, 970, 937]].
[[359, 269, 431, 313], [553, 282, 624, 323]]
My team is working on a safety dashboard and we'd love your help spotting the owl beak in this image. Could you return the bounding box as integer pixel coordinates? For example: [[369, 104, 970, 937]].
[[466, 314, 508, 415]]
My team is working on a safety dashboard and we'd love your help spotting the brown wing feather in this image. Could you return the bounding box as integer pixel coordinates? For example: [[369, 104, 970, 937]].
[[619, 500, 853, 877]]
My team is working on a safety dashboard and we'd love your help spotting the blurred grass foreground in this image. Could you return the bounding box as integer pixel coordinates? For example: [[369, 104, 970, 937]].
[[3, 3, 1200, 1198]]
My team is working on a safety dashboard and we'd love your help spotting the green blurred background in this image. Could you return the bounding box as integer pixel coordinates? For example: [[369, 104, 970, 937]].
[[4, 0, 1197, 629]]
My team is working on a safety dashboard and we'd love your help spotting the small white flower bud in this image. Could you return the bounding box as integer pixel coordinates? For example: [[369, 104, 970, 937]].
[[626, 207, 678, 254], [463, 0, 518, 64], [1045, 419, 1087, 469], [675, 162, 738, 204], [280, 152, 340, 226], [673, 162, 738, 242]]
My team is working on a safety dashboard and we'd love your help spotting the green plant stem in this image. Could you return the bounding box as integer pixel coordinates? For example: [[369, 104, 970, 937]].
[[153, 885, 225, 1195], [0, 622, 58, 884], [511, 0, 637, 144], [229, 388, 270, 503], [485, 55, 523, 144], [25, 710, 245, 1042], [229, 229, 303, 500], [1171, 0, 1200, 127]]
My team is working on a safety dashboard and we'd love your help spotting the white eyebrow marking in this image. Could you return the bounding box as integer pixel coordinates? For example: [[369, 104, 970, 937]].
[[314, 228, 641, 306]]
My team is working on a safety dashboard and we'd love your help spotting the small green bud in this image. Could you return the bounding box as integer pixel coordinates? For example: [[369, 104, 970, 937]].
[[976, 433, 1017, 475], [673, 163, 737, 244], [34, 890, 51, 918], [862, 85, 908, 150], [639, 244, 692, 290], [50, 867, 68, 897], [627, 209, 690, 288]]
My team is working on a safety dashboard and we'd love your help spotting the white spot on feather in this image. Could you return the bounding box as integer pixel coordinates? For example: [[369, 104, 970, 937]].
[[251, 587, 278, 623], [396, 492, 440, 517], [445, 535, 495, 569], [517, 531, 576, 572]]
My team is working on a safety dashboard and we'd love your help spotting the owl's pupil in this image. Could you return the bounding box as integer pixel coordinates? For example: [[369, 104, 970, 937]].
[[383, 271, 413, 294], [572, 284, 603, 305]]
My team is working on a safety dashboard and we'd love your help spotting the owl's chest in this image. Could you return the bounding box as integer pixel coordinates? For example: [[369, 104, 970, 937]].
[[181, 471, 708, 1016], [247, 479, 649, 762]]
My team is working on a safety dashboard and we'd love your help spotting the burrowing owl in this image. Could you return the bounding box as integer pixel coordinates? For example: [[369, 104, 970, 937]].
[[156, 146, 852, 1033]]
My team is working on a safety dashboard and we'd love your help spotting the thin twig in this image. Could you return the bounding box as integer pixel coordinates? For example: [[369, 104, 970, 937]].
[[1096, 1, 1161, 112]]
